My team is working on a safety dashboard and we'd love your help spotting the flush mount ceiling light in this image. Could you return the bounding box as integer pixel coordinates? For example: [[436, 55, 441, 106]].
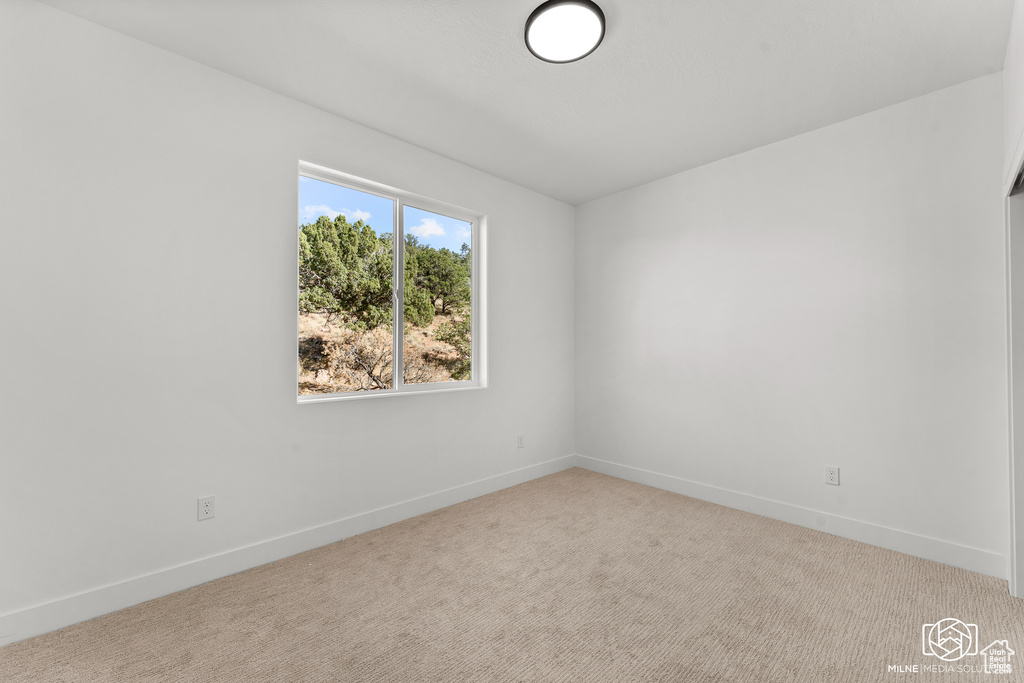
[[525, 0, 605, 64]]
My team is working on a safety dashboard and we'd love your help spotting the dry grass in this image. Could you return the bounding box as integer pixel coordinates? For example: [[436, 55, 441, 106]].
[[297, 312, 462, 394]]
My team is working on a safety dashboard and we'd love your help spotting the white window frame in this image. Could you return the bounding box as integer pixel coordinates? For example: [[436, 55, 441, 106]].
[[297, 161, 486, 403]]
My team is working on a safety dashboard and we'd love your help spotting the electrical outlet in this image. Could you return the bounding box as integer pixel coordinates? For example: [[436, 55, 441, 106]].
[[517, 434, 524, 448], [197, 496, 215, 521], [824, 466, 840, 486]]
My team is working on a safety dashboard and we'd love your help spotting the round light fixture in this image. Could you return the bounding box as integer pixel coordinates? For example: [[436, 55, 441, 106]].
[[525, 0, 605, 64]]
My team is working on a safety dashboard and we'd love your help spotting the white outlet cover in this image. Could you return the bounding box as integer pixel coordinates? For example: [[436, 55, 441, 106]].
[[824, 467, 840, 486], [197, 496, 215, 520]]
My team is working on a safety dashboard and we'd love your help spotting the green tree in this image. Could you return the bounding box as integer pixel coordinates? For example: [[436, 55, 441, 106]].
[[402, 246, 434, 327], [436, 314, 471, 380], [416, 246, 470, 315], [298, 215, 393, 329]]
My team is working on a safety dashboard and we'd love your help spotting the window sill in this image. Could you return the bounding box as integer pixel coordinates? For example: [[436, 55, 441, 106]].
[[297, 382, 484, 404]]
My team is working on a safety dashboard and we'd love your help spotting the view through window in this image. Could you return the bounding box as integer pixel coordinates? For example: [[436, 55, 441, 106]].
[[403, 205, 473, 385], [297, 166, 477, 399]]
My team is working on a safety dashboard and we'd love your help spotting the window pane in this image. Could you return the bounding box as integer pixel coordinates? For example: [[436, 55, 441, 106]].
[[403, 206, 472, 384], [298, 177, 395, 394]]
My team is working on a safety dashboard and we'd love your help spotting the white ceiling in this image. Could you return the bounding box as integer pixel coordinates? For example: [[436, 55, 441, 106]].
[[40, 0, 1014, 205]]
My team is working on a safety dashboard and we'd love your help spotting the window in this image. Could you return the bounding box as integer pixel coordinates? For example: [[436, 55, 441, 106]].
[[297, 162, 482, 401]]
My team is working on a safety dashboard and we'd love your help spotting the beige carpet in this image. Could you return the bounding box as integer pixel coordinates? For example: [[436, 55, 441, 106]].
[[2, 468, 1023, 682]]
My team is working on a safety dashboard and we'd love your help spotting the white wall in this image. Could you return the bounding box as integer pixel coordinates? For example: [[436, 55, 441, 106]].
[[0, 0, 575, 644], [575, 75, 1008, 577], [1006, 0, 1024, 191], [1008, 191, 1024, 596]]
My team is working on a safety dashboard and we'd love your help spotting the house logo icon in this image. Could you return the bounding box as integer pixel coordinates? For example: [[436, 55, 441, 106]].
[[922, 618, 978, 661], [981, 640, 1015, 675]]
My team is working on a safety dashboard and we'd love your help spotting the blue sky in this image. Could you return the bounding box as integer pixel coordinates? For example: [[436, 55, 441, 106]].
[[300, 176, 471, 253]]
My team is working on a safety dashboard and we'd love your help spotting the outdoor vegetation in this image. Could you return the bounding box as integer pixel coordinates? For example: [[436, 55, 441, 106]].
[[297, 213, 471, 394]]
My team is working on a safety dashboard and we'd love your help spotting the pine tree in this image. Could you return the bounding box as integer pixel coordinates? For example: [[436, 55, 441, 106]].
[[298, 215, 393, 329]]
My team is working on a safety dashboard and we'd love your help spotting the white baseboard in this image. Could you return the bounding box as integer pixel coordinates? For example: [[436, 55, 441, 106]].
[[0, 455, 576, 647], [574, 454, 1007, 580]]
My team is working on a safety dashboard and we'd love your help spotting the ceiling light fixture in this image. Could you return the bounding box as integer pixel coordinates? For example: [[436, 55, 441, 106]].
[[525, 0, 605, 64]]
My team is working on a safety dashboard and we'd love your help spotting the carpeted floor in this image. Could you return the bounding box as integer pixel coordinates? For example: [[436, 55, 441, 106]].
[[2, 468, 1023, 682]]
